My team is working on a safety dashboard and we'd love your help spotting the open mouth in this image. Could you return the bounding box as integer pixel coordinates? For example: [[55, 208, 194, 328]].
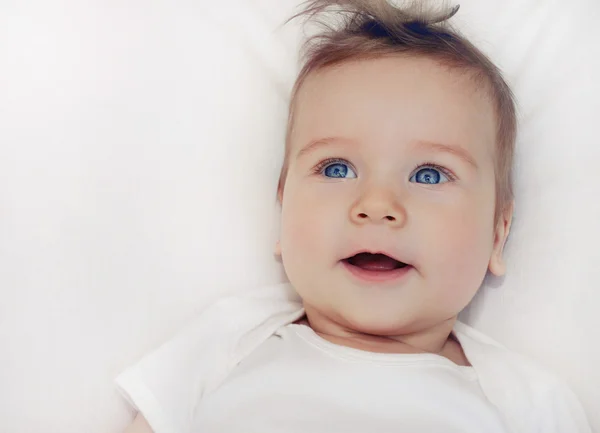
[[343, 252, 409, 272]]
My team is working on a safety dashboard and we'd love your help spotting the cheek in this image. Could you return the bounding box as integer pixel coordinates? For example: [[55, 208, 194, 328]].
[[280, 178, 356, 267], [420, 195, 495, 277], [280, 182, 335, 257]]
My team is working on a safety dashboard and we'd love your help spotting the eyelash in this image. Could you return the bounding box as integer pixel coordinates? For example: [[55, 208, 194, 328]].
[[410, 161, 457, 182], [312, 158, 352, 175], [312, 158, 457, 181]]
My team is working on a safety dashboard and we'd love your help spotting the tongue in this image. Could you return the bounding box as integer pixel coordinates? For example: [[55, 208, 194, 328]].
[[348, 253, 401, 271]]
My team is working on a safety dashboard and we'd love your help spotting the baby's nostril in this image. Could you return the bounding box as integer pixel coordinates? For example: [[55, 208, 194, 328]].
[[386, 215, 396, 221]]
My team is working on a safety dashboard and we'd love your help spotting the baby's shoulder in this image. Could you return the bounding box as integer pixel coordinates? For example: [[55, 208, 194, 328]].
[[455, 322, 591, 432], [455, 321, 563, 391]]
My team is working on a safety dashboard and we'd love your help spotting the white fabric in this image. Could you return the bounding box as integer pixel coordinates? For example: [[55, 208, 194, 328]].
[[1, 0, 599, 432], [115, 283, 592, 433], [194, 324, 508, 433]]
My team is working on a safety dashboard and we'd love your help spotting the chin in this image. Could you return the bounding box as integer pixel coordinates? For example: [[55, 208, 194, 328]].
[[343, 311, 412, 336]]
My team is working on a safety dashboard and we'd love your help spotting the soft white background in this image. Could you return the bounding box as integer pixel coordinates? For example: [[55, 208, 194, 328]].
[[0, 1, 598, 432]]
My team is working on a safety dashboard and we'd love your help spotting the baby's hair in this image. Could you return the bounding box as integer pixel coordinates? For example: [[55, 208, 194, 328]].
[[278, 0, 517, 224]]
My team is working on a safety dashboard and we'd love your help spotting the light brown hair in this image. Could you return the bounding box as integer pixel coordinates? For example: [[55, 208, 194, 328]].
[[277, 0, 517, 223]]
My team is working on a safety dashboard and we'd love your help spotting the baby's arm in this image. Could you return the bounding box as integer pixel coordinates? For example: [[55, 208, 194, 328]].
[[123, 414, 154, 433]]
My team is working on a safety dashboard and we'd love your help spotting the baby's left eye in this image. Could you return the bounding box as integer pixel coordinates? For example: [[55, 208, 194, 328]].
[[409, 167, 450, 185]]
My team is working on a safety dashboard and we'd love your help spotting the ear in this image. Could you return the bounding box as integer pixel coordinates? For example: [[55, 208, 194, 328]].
[[488, 201, 514, 276], [274, 240, 282, 257]]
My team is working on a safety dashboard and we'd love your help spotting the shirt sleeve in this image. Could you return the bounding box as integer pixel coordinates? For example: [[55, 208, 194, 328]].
[[526, 382, 593, 433], [114, 298, 237, 433], [114, 283, 302, 433]]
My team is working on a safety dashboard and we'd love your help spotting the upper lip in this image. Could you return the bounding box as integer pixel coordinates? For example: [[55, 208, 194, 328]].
[[342, 249, 411, 266]]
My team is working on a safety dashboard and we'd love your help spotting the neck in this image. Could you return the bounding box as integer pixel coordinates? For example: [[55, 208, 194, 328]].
[[300, 304, 465, 362]]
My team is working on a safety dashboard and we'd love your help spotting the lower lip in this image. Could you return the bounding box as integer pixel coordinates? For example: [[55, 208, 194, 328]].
[[341, 260, 413, 283]]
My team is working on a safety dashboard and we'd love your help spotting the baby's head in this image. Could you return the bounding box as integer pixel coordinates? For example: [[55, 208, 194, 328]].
[[275, 0, 516, 336]]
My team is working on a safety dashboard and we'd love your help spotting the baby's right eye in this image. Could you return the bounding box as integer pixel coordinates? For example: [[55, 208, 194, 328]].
[[316, 159, 357, 179]]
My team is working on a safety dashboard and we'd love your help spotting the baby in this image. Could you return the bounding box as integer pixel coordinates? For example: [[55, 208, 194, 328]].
[[120, 1, 591, 432]]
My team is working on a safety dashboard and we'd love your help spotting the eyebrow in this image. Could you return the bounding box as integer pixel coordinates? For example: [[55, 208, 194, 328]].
[[295, 137, 357, 160], [296, 136, 478, 170], [413, 140, 479, 170]]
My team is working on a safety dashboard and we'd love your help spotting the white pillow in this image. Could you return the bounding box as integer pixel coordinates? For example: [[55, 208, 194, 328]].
[[0, 2, 295, 432], [0, 1, 597, 432]]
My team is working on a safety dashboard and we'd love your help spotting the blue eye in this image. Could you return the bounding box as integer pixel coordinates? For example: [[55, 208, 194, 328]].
[[320, 161, 357, 179], [410, 166, 450, 184]]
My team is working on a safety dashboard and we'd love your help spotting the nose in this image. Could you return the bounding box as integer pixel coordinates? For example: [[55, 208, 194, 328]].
[[349, 185, 407, 228]]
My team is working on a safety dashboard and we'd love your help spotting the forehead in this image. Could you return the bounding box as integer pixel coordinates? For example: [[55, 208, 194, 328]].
[[291, 55, 496, 160]]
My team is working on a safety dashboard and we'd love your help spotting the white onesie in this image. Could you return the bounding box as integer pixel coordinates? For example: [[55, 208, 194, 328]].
[[194, 323, 510, 433], [115, 283, 592, 433]]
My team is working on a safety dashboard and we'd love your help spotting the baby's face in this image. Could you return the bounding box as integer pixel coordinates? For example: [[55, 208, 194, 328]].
[[278, 55, 510, 335]]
